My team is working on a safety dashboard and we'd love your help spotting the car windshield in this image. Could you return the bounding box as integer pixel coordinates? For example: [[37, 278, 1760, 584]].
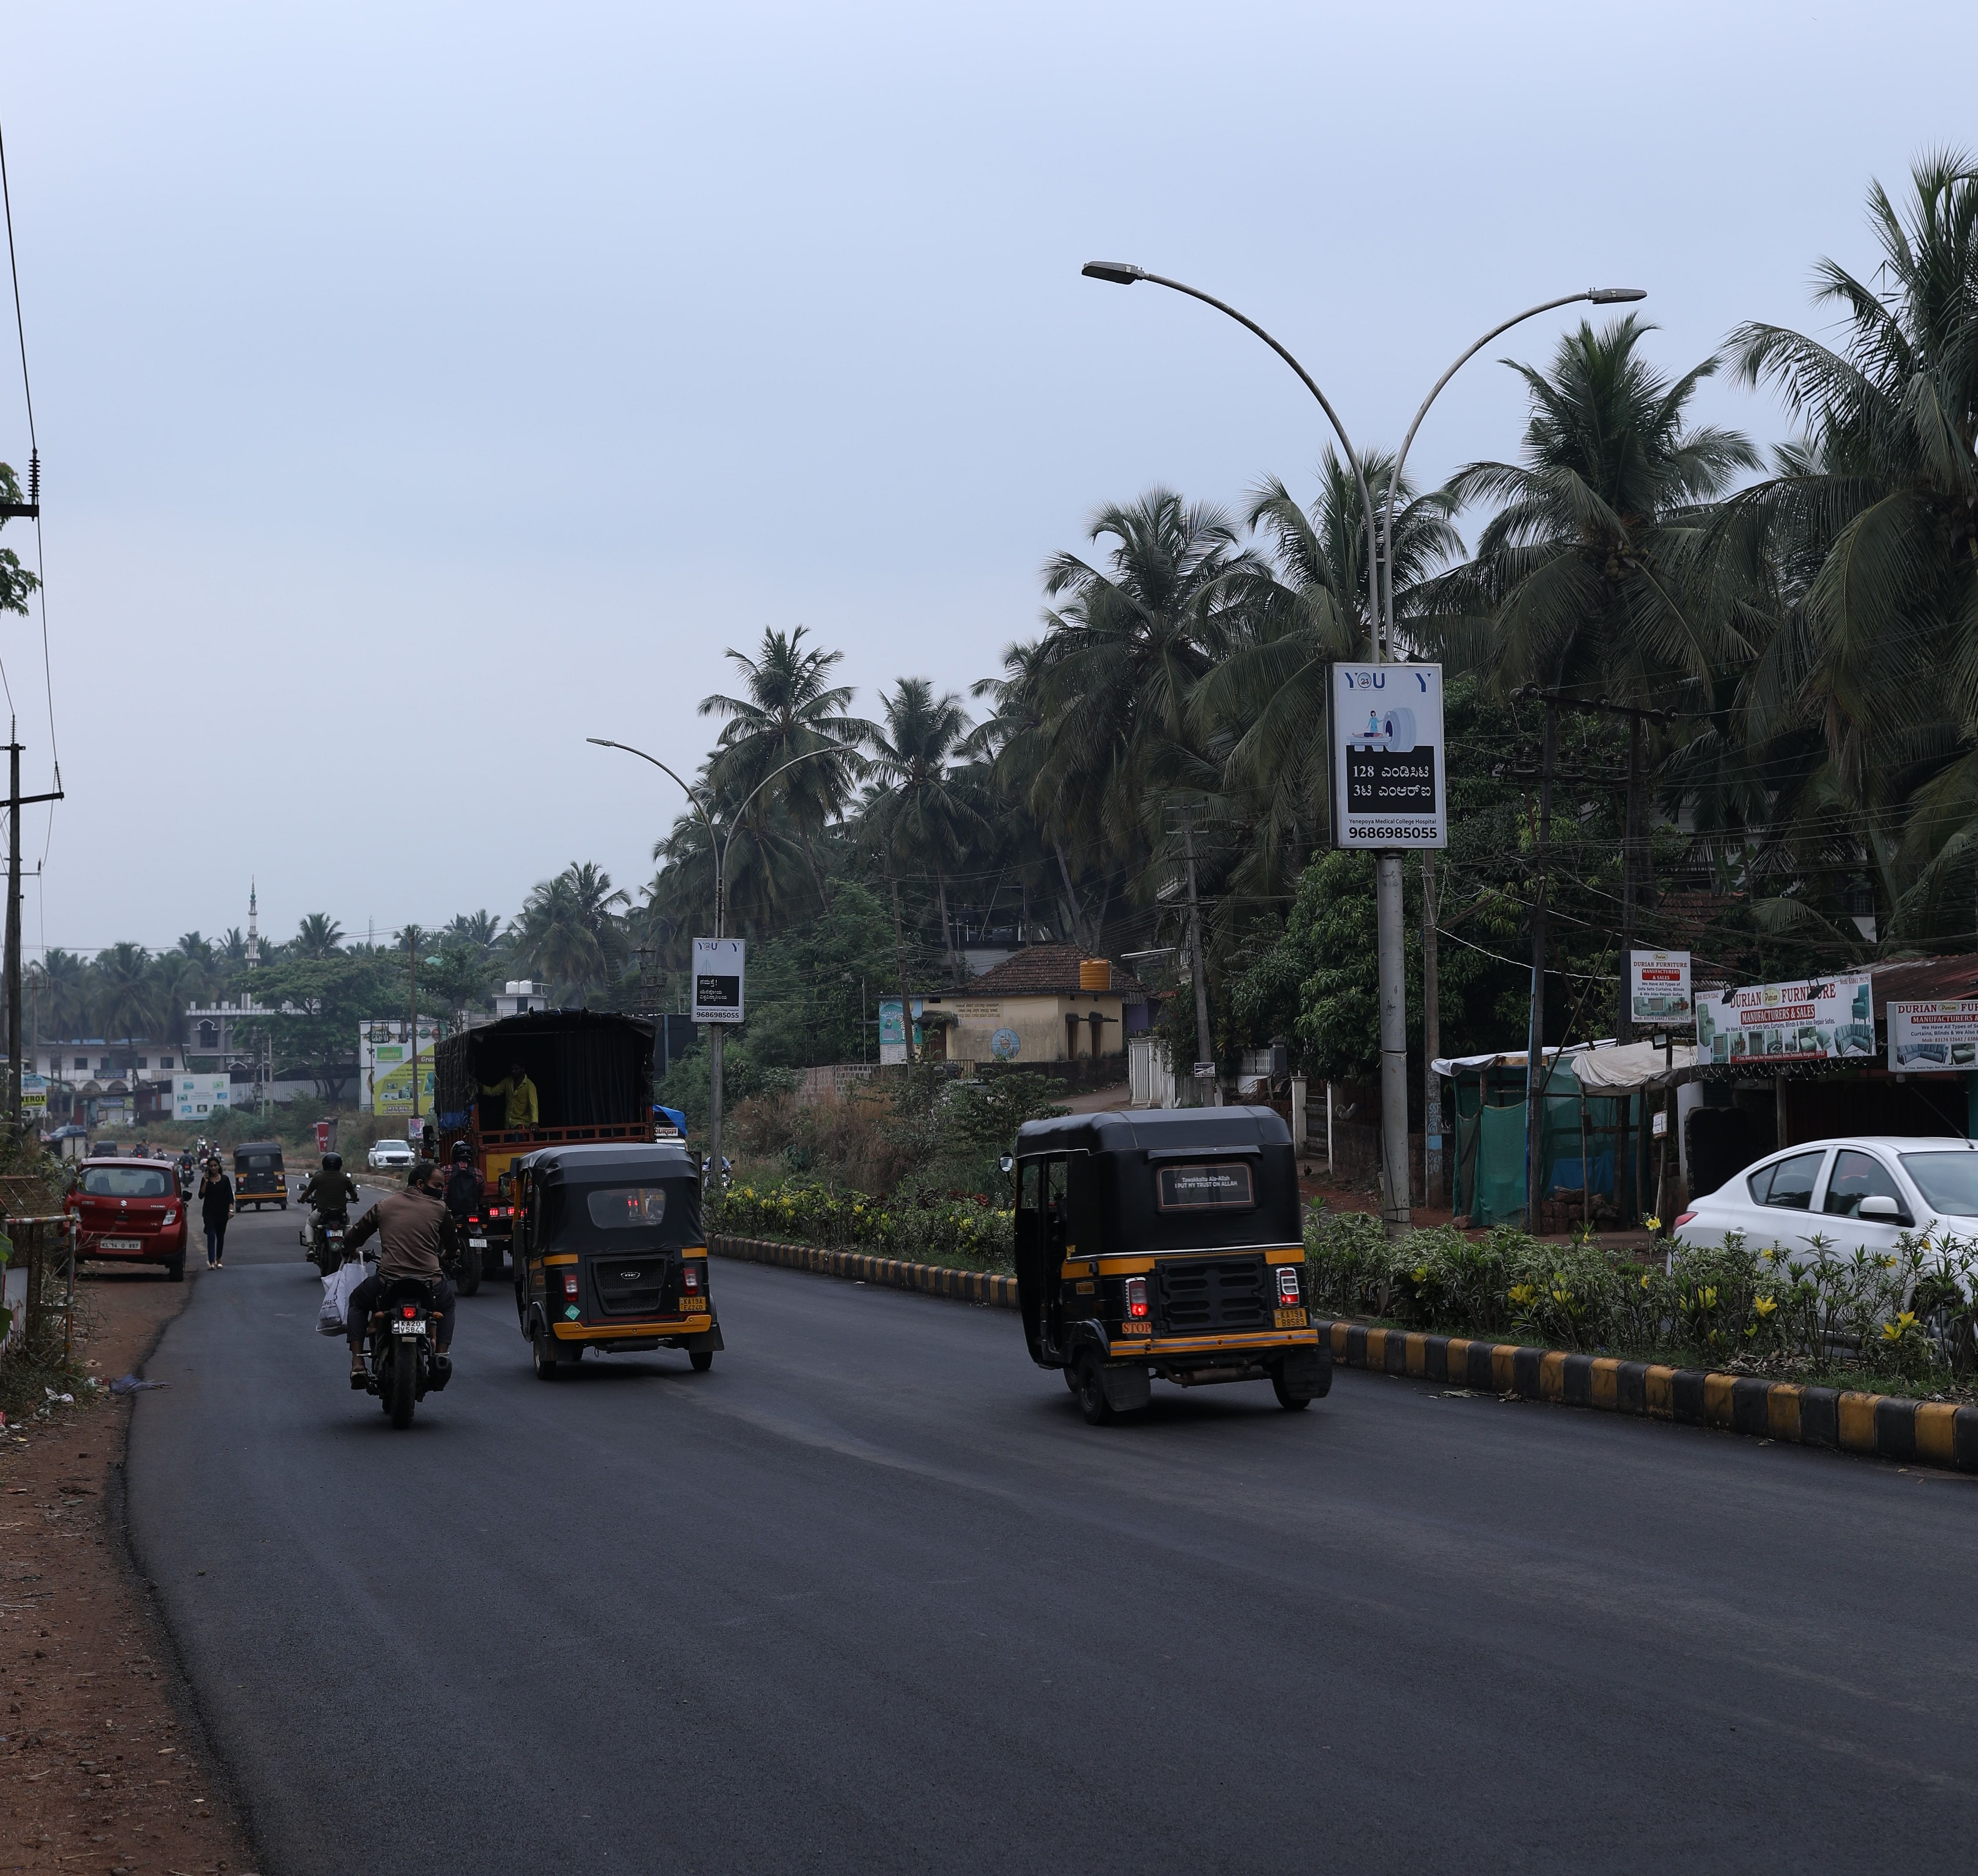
[[1898, 1151, 1978, 1217], [81, 1167, 170, 1197]]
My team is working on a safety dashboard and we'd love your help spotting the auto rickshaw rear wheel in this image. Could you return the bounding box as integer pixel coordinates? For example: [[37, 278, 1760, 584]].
[[689, 1349, 713, 1372], [531, 1327, 562, 1381], [1074, 1352, 1115, 1426], [1270, 1368, 1312, 1411]]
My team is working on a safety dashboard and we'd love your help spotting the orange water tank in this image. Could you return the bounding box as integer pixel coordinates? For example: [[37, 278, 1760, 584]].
[[1078, 958, 1111, 992]]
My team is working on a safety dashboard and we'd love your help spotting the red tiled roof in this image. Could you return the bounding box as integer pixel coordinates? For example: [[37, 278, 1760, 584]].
[[956, 944, 1150, 999]]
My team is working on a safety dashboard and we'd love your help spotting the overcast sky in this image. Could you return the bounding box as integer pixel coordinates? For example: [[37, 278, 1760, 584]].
[[2, 0, 1973, 956]]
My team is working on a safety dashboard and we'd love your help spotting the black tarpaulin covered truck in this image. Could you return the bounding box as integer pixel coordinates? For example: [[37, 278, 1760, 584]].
[[432, 1011, 655, 1279]]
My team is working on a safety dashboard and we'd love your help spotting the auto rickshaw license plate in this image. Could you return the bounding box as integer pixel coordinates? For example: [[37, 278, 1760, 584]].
[[1274, 1307, 1308, 1328], [102, 1238, 141, 1250]]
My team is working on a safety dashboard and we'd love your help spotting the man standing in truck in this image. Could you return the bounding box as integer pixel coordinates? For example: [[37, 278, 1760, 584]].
[[481, 1060, 539, 1129]]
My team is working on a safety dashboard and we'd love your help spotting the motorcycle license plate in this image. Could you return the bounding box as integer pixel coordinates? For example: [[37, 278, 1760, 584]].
[[390, 1320, 426, 1336], [101, 1238, 143, 1250], [469, 1237, 487, 1249]]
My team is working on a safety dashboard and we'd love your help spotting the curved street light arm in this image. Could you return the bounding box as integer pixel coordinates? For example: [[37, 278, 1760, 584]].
[[1131, 270, 1388, 663], [1380, 290, 1599, 653]]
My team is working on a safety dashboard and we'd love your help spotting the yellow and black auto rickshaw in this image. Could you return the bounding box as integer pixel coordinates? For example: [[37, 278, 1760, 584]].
[[233, 1140, 287, 1212], [1012, 1106, 1328, 1423], [511, 1140, 722, 1381]]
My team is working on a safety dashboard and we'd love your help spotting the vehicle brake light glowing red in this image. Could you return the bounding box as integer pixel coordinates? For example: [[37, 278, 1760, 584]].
[[1124, 1276, 1149, 1320], [1276, 1266, 1301, 1305], [400, 1305, 417, 1319]]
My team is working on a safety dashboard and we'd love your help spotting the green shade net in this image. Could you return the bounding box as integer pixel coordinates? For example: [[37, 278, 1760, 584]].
[[1449, 1061, 1641, 1228]]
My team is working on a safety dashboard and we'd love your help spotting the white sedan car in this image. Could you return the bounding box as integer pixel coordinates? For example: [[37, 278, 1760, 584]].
[[1674, 1135, 1978, 1257], [367, 1138, 416, 1171]]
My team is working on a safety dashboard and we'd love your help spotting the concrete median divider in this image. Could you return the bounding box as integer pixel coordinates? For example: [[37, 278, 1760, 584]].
[[1320, 1317, 1978, 1474], [710, 1233, 1019, 1310]]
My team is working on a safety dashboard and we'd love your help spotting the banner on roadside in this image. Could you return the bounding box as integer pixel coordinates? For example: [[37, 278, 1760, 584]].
[[1887, 999, 1978, 1072], [1629, 950, 1692, 1026], [692, 938, 746, 1024], [1695, 973, 1876, 1066]]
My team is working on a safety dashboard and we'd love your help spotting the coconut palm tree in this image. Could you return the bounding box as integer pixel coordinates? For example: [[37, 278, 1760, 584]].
[[29, 947, 89, 1039], [699, 626, 874, 913], [442, 910, 503, 953], [1705, 151, 1978, 942], [512, 864, 628, 1005], [294, 913, 344, 959], [862, 679, 985, 982], [1030, 491, 1260, 882], [92, 943, 155, 1049]]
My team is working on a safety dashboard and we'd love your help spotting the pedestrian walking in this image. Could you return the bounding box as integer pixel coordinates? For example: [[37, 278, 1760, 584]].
[[198, 1154, 234, 1269]]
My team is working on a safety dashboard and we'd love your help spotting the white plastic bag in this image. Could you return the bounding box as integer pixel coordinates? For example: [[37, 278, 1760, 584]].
[[317, 1257, 365, 1337]]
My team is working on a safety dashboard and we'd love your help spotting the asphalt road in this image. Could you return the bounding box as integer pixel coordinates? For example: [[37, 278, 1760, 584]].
[[125, 1200, 1978, 1876]]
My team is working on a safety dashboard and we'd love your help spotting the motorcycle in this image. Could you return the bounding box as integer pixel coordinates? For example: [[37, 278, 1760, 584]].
[[361, 1276, 449, 1430], [450, 1211, 483, 1298], [303, 1212, 351, 1279]]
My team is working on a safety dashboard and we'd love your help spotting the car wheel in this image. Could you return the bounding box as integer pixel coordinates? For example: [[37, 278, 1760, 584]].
[[165, 1254, 185, 1284]]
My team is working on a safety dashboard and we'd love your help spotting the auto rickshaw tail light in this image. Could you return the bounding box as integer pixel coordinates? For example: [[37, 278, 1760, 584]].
[[1276, 1267, 1301, 1306], [561, 1272, 579, 1299], [682, 1263, 701, 1294], [1124, 1276, 1149, 1320]]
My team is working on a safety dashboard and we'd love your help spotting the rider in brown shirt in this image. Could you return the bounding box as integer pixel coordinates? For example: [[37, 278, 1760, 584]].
[[343, 1164, 462, 1384]]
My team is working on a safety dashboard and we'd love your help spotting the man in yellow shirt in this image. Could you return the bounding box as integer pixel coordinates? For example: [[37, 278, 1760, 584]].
[[481, 1061, 540, 1129]]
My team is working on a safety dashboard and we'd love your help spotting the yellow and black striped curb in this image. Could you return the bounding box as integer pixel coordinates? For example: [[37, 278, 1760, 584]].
[[1320, 1317, 1978, 1473], [709, 1233, 1019, 1310]]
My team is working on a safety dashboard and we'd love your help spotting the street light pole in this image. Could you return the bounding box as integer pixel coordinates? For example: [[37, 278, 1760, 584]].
[[587, 738, 843, 1191], [1080, 266, 1644, 1236]]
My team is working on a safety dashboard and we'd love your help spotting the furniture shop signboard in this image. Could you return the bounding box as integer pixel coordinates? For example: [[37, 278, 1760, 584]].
[[1695, 972, 1876, 1066], [1629, 950, 1693, 1026], [692, 938, 746, 1024], [1887, 999, 1978, 1072], [1330, 663, 1446, 849]]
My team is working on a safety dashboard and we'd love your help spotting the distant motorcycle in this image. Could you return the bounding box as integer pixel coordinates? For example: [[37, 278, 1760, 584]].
[[302, 1212, 354, 1279], [359, 1276, 448, 1430]]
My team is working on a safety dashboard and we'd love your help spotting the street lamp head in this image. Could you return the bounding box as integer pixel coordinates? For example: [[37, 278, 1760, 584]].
[[585, 737, 616, 748], [1588, 287, 1648, 303], [1081, 260, 1145, 285]]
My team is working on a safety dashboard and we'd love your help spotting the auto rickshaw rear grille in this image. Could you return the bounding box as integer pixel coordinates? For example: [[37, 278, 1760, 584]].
[[594, 1258, 671, 1316], [1154, 1256, 1269, 1331]]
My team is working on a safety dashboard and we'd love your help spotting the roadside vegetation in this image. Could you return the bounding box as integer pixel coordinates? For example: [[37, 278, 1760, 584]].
[[1306, 1206, 1978, 1403]]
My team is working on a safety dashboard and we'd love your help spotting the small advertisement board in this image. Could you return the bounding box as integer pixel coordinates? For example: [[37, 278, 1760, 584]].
[[1887, 1000, 1978, 1072], [1695, 973, 1876, 1066], [1330, 662, 1447, 849], [1629, 950, 1692, 1026], [175, 1073, 231, 1122], [692, 938, 746, 1024]]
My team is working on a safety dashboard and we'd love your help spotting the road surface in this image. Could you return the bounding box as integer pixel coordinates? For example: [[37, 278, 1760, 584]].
[[125, 1201, 1978, 1875]]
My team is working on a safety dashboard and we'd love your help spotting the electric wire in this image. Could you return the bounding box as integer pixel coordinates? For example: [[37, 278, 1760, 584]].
[[0, 111, 57, 871]]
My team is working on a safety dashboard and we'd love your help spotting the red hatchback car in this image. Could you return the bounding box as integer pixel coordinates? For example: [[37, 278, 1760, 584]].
[[68, 1159, 189, 1281]]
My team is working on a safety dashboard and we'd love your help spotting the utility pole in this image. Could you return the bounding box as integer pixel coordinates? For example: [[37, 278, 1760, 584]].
[[407, 928, 420, 1132], [1180, 812, 1214, 1106], [4, 724, 61, 1139], [1524, 698, 1559, 1231]]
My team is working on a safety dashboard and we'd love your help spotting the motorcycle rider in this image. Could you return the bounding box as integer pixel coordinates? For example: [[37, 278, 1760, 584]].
[[442, 1140, 482, 1261], [299, 1151, 360, 1267], [342, 1161, 463, 1390]]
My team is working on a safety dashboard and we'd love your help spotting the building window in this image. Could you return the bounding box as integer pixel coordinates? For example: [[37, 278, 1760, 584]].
[[160, 1056, 174, 1071], [136, 1057, 147, 1070], [97, 1058, 109, 1073], [73, 1056, 86, 1071]]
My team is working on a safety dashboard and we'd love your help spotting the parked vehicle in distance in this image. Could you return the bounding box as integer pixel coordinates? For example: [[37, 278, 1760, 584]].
[[233, 1140, 286, 1211], [368, 1138, 416, 1170], [1012, 1106, 1331, 1424], [67, 1159, 189, 1281], [1673, 1136, 1978, 1264], [511, 1140, 721, 1380]]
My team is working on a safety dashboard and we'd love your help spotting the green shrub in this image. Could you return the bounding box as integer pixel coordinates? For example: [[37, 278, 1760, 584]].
[[715, 1176, 1014, 1270]]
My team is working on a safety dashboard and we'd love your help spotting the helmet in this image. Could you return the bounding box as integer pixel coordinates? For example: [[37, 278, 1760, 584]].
[[322, 1152, 343, 1172], [451, 1141, 470, 1163]]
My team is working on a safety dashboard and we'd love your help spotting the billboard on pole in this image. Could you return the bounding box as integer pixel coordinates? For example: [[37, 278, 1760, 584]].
[[1330, 663, 1446, 849], [1629, 950, 1692, 1026], [692, 939, 746, 1024]]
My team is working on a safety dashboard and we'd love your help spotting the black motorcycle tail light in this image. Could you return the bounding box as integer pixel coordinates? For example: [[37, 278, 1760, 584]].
[[400, 1305, 418, 1319]]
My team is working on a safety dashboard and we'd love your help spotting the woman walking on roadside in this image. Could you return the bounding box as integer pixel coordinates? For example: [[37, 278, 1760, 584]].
[[198, 1154, 234, 1269]]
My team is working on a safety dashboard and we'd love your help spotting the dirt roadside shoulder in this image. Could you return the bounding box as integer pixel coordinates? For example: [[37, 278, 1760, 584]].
[[2, 1265, 259, 1876]]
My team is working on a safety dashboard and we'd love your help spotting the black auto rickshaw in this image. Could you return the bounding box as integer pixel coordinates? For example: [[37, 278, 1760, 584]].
[[511, 1140, 722, 1381], [233, 1140, 287, 1211], [1012, 1106, 1329, 1424]]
